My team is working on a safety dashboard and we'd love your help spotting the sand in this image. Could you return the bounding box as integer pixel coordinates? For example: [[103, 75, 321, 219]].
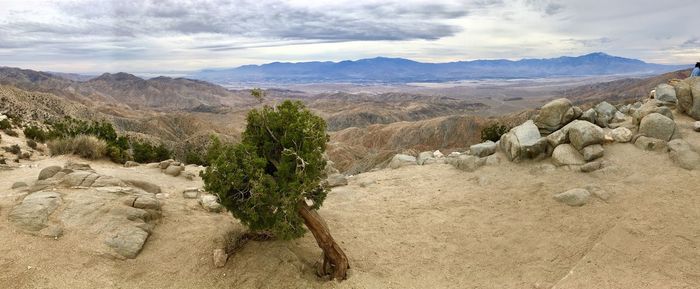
[[1, 116, 700, 288]]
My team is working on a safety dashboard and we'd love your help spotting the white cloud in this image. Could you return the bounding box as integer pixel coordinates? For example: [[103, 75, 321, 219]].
[[0, 0, 697, 73]]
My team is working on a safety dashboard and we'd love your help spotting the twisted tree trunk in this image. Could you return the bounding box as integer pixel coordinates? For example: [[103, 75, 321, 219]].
[[298, 201, 349, 280]]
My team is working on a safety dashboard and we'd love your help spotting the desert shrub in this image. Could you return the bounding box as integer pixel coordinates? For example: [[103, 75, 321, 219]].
[[0, 119, 11, 130], [132, 141, 171, 163], [3, 144, 21, 155], [481, 122, 510, 142], [48, 135, 107, 159], [27, 139, 37, 149], [107, 146, 131, 164], [3, 128, 18, 137], [201, 100, 349, 279], [23, 126, 49, 142]]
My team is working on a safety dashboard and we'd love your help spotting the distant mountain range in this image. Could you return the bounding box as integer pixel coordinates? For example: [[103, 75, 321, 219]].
[[190, 52, 687, 84]]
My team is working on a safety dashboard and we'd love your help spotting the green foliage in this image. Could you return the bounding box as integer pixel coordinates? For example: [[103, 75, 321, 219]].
[[0, 119, 11, 130], [26, 139, 37, 150], [251, 88, 265, 103], [3, 128, 18, 137], [201, 100, 329, 240], [23, 126, 49, 142], [132, 141, 171, 163], [481, 122, 510, 142]]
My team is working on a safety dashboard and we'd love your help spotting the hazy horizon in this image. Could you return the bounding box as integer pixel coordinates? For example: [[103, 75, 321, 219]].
[[1, 0, 698, 74]]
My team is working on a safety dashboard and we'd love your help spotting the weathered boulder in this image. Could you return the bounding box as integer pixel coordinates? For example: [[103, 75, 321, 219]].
[[638, 113, 675, 141], [568, 121, 605, 151], [594, 101, 618, 127], [124, 161, 140, 167], [389, 154, 417, 169], [62, 171, 125, 187], [534, 98, 578, 134], [633, 100, 674, 125], [687, 78, 700, 119], [551, 144, 585, 166], [132, 195, 161, 210], [417, 151, 436, 165], [545, 120, 581, 147], [125, 179, 161, 194], [634, 136, 667, 152], [11, 181, 28, 189], [159, 159, 174, 169], [582, 144, 604, 161], [553, 188, 590, 207], [611, 127, 633, 143], [164, 165, 184, 177], [499, 120, 548, 162], [694, 121, 700, 132], [9, 191, 62, 231], [579, 108, 596, 123], [326, 174, 348, 187], [199, 194, 222, 213], [654, 83, 677, 105], [433, 150, 444, 158], [64, 161, 93, 171], [469, 140, 497, 157], [105, 227, 150, 259], [38, 165, 62, 180], [213, 248, 228, 268], [580, 161, 603, 173], [671, 79, 692, 113], [667, 139, 700, 170]]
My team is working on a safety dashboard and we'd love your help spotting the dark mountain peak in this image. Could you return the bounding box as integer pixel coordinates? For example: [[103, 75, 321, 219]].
[[92, 72, 144, 82]]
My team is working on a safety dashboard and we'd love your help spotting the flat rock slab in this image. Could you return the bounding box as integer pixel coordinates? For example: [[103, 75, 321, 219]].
[[105, 227, 150, 259], [9, 191, 62, 231], [553, 188, 591, 207]]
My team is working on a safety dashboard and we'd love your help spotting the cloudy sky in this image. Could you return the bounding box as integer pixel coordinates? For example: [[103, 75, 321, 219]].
[[0, 0, 698, 74]]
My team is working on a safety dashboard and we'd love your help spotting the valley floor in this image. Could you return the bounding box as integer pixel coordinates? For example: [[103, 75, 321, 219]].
[[1, 120, 700, 288]]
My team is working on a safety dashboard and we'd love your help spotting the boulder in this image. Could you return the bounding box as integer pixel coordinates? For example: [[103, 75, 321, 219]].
[[11, 181, 28, 189], [568, 121, 605, 151], [551, 144, 585, 166], [694, 121, 700, 132], [449, 155, 485, 172], [611, 127, 633, 143], [64, 161, 93, 171], [499, 120, 548, 162], [38, 165, 62, 180], [638, 113, 675, 141], [687, 78, 700, 119], [213, 248, 228, 268], [159, 159, 174, 169], [579, 108, 596, 123], [469, 141, 497, 157], [182, 171, 197, 180], [105, 227, 150, 259], [433, 150, 445, 158], [654, 83, 677, 105], [199, 194, 222, 213], [124, 161, 140, 167], [633, 100, 674, 125], [326, 174, 348, 187], [164, 165, 184, 177], [582, 144, 604, 161], [62, 171, 126, 187], [634, 136, 667, 152], [671, 79, 692, 113], [8, 191, 62, 231], [580, 161, 603, 173], [594, 101, 618, 127], [125, 180, 161, 194], [667, 139, 700, 170], [553, 188, 590, 207], [417, 151, 436, 165], [182, 188, 201, 199], [389, 154, 417, 169], [545, 120, 581, 147], [534, 98, 577, 134]]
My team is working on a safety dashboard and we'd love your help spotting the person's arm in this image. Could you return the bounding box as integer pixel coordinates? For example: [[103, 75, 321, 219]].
[[693, 68, 700, 77]]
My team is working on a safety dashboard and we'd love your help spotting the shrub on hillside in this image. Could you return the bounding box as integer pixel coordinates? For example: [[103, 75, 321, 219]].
[[27, 139, 37, 150], [3, 128, 19, 137], [481, 122, 510, 142], [3, 144, 21, 155], [132, 141, 171, 163], [23, 126, 49, 142], [0, 119, 11, 130], [48, 135, 107, 159]]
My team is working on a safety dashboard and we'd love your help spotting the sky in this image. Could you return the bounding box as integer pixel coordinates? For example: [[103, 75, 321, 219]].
[[0, 0, 698, 74]]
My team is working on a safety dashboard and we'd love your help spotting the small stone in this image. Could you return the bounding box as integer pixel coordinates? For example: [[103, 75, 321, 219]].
[[182, 188, 200, 199], [124, 161, 140, 167], [693, 121, 700, 132], [11, 181, 28, 189], [132, 196, 161, 210], [159, 159, 174, 169], [581, 144, 604, 161], [580, 161, 603, 173], [469, 141, 497, 157], [553, 188, 590, 206], [199, 194, 222, 213], [213, 248, 228, 268], [326, 174, 348, 187], [38, 166, 62, 180], [164, 165, 183, 177], [433, 150, 444, 158], [611, 127, 633, 143]]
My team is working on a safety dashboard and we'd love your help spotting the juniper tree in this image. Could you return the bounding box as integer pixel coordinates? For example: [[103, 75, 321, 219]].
[[201, 100, 349, 280]]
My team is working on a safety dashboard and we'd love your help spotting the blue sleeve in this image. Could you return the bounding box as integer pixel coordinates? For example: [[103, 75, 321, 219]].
[[693, 68, 700, 77]]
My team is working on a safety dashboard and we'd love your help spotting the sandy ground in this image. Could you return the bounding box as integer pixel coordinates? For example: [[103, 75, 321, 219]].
[[1, 116, 700, 289]]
